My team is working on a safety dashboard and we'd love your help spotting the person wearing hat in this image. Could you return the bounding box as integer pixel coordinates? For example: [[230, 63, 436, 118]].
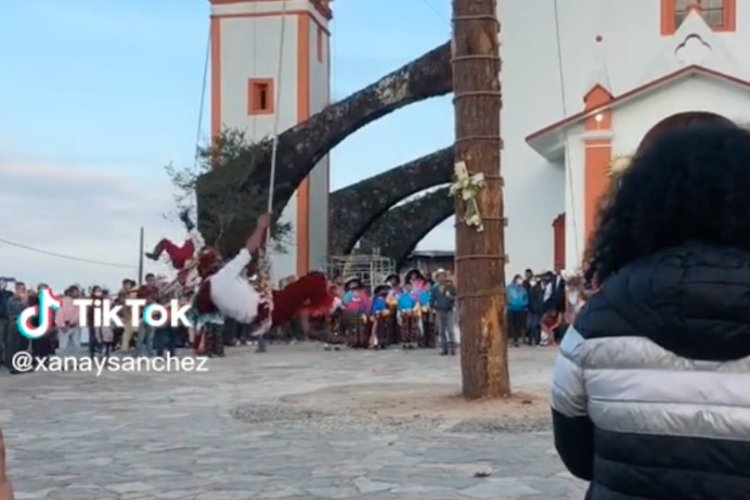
[[405, 269, 426, 289], [194, 214, 335, 341], [397, 280, 420, 349], [369, 284, 391, 349], [430, 269, 457, 355], [383, 274, 402, 344], [385, 273, 401, 293]]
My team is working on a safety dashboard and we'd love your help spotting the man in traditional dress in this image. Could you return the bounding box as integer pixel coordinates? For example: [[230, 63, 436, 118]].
[[431, 269, 457, 355], [194, 214, 335, 338], [397, 281, 420, 349], [370, 284, 391, 349], [384, 274, 401, 345], [341, 277, 369, 348]]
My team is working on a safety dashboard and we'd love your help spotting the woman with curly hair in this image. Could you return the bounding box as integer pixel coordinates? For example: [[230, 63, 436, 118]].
[[551, 123, 750, 499]]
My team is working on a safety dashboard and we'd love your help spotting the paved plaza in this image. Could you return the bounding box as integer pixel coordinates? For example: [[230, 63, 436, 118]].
[[0, 345, 586, 499]]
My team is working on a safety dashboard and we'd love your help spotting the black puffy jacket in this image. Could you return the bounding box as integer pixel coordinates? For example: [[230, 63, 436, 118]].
[[551, 243, 750, 499]]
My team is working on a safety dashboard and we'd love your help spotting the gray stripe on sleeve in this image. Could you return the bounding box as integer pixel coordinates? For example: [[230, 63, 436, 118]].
[[550, 327, 589, 417]]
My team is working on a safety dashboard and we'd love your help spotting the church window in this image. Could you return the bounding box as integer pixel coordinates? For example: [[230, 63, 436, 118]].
[[248, 79, 274, 115], [662, 0, 736, 34]]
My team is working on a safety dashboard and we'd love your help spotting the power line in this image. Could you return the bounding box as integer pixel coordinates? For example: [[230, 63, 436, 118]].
[[553, 0, 581, 264], [0, 237, 136, 269], [193, 22, 211, 170], [419, 0, 448, 22]]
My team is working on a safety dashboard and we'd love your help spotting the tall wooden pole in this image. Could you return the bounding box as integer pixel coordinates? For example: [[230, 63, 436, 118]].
[[452, 0, 510, 398]]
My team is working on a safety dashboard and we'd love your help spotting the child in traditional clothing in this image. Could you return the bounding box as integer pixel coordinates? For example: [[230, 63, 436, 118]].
[[397, 282, 420, 349], [324, 284, 344, 351], [385, 273, 402, 295], [369, 284, 391, 349], [385, 273, 401, 345], [342, 277, 370, 348]]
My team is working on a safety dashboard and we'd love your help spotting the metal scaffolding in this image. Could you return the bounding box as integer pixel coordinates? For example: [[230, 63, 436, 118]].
[[326, 254, 395, 291]]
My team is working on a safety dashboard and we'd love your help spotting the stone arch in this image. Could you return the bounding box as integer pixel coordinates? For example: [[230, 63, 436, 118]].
[[636, 111, 734, 155], [196, 42, 452, 255], [328, 147, 453, 256], [358, 186, 454, 267]]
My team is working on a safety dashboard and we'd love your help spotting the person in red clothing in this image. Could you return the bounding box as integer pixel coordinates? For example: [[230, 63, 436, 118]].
[[145, 210, 202, 270], [194, 214, 335, 332], [540, 308, 561, 346]]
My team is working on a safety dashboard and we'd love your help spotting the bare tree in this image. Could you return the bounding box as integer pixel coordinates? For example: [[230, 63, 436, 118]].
[[165, 129, 291, 254]]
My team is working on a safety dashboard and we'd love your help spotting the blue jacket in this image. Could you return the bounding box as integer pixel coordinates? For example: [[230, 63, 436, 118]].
[[506, 283, 528, 312]]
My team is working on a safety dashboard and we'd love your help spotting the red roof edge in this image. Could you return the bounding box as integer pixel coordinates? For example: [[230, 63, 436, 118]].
[[525, 65, 750, 144]]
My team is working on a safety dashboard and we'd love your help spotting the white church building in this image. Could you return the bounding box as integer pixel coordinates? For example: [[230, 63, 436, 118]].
[[505, 0, 749, 273], [209, 0, 750, 278]]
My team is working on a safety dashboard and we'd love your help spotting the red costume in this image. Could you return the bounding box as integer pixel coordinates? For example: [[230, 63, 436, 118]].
[[147, 238, 196, 270], [146, 211, 203, 270], [194, 247, 335, 330]]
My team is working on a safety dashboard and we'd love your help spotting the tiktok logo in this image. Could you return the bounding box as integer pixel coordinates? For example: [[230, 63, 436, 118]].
[[18, 289, 63, 339]]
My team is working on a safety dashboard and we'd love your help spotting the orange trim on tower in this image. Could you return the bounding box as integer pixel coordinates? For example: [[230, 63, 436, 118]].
[[583, 85, 613, 131], [210, 0, 332, 20], [723, 0, 737, 31], [296, 13, 311, 276], [661, 0, 676, 35], [211, 10, 330, 35], [210, 16, 222, 146], [247, 78, 275, 115], [584, 139, 611, 245]]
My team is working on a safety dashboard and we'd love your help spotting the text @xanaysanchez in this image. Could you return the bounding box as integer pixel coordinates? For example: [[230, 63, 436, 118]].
[[10, 352, 210, 376]]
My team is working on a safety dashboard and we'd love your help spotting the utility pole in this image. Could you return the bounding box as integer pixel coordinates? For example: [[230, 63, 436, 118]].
[[451, 0, 510, 398], [138, 227, 145, 286]]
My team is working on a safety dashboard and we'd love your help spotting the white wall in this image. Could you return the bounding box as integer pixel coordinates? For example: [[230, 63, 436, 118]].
[[307, 22, 331, 273], [562, 132, 585, 272], [612, 76, 750, 156], [219, 16, 300, 140]]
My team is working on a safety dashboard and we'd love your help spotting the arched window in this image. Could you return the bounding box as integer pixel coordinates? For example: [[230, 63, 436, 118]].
[[661, 0, 736, 34]]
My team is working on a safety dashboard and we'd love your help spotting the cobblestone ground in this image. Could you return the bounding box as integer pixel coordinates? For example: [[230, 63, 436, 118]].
[[0, 344, 586, 499]]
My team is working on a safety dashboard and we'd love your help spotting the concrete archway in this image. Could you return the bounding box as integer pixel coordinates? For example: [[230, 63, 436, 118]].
[[328, 147, 453, 256], [358, 187, 454, 267], [636, 111, 734, 155], [196, 42, 452, 256]]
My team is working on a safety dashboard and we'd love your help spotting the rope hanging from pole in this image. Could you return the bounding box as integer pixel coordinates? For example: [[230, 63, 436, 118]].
[[257, 0, 289, 299]]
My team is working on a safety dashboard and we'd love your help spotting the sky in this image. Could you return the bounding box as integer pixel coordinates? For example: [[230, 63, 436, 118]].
[[0, 0, 455, 291]]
